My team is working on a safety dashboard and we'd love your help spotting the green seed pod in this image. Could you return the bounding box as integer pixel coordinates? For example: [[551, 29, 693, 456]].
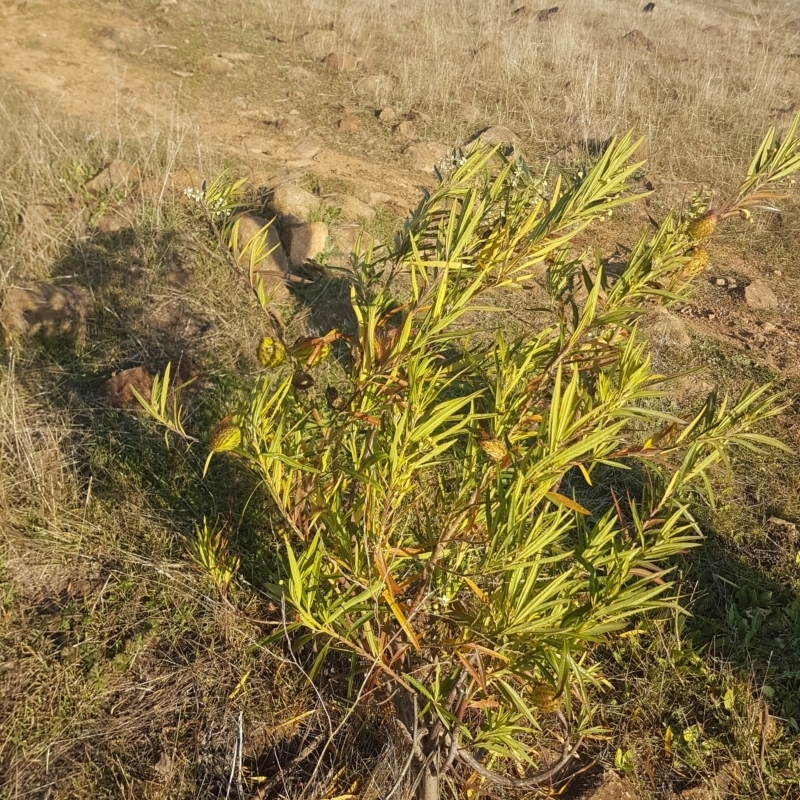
[[682, 247, 710, 277], [687, 211, 719, 241], [209, 420, 242, 453], [257, 336, 286, 368]]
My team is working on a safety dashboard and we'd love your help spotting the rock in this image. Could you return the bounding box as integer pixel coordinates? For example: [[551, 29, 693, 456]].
[[0, 283, 92, 345], [202, 54, 235, 74], [466, 125, 521, 155], [97, 26, 151, 54], [140, 167, 203, 198], [95, 204, 136, 233], [536, 6, 560, 21], [294, 138, 323, 159], [624, 29, 653, 50], [326, 193, 375, 223], [269, 184, 322, 223], [762, 321, 778, 334], [403, 141, 451, 175], [284, 221, 328, 267], [338, 115, 360, 133], [84, 160, 139, 195], [368, 191, 394, 206], [378, 106, 398, 123], [586, 773, 640, 800], [333, 225, 374, 258], [287, 66, 315, 82], [407, 109, 432, 123], [678, 788, 712, 800], [355, 74, 393, 101], [638, 307, 691, 350], [392, 120, 416, 142], [643, 2, 655, 12], [322, 52, 357, 72], [234, 214, 291, 301], [97, 358, 199, 410], [17, 203, 55, 237], [301, 29, 338, 58], [744, 280, 779, 311]]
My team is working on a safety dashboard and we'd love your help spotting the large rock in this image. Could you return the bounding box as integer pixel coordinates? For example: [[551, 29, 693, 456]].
[[269, 184, 321, 223], [744, 280, 779, 311], [234, 214, 291, 302], [0, 283, 92, 345], [326, 193, 375, 223], [300, 29, 338, 58], [84, 160, 139, 195], [638, 307, 691, 350], [403, 141, 451, 175], [284, 222, 328, 267]]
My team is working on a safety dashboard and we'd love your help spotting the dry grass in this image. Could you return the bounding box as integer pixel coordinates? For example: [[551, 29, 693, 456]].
[[254, 0, 800, 182], [2, 0, 800, 797]]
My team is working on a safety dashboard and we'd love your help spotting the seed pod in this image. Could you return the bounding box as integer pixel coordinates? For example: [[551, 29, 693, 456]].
[[292, 371, 314, 390], [257, 336, 286, 368], [682, 247, 710, 278], [209, 419, 242, 453], [292, 337, 332, 367], [687, 211, 719, 241], [479, 437, 508, 462], [529, 683, 561, 713]]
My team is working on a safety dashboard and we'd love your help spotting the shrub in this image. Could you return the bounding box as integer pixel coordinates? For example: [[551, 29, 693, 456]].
[[141, 118, 800, 798]]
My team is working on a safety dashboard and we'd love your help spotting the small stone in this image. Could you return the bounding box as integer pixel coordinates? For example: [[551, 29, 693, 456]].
[[403, 141, 451, 175], [466, 124, 521, 155], [234, 214, 291, 301], [639, 307, 691, 350], [326, 193, 375, 223], [744, 280, 779, 311], [407, 109, 432, 123], [0, 282, 92, 345], [300, 29, 338, 58], [761, 321, 777, 334], [95, 204, 136, 233], [84, 160, 139, 195], [586, 773, 640, 800], [269, 184, 322, 222], [284, 221, 328, 267], [322, 52, 357, 72], [725, 277, 737, 289], [355, 74, 393, 100], [773, 269, 782, 276], [368, 191, 393, 206], [287, 66, 315, 82], [392, 120, 416, 142], [294, 138, 323, 159], [623, 29, 654, 50], [714, 278, 726, 286], [17, 203, 55, 237], [333, 224, 374, 259], [338, 115, 360, 133], [202, 54, 235, 74], [378, 106, 398, 123]]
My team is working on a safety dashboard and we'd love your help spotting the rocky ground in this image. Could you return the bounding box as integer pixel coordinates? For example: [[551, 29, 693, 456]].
[[1, 1, 799, 799]]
